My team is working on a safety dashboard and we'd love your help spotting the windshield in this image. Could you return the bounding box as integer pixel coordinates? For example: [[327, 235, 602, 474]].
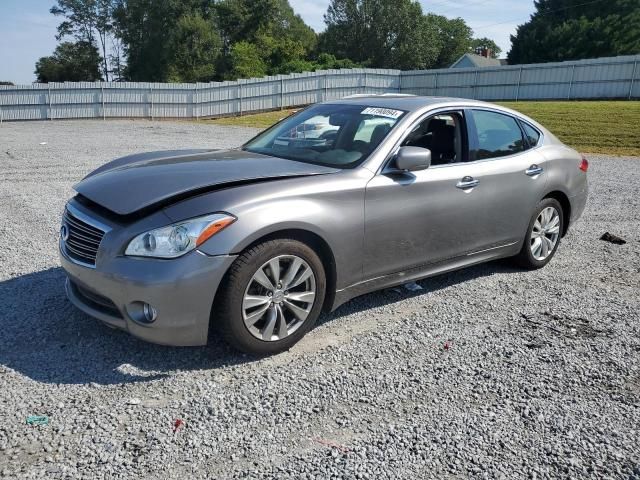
[[242, 104, 406, 168]]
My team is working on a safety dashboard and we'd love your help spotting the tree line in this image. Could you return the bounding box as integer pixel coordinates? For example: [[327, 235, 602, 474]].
[[35, 0, 501, 83], [34, 0, 639, 84]]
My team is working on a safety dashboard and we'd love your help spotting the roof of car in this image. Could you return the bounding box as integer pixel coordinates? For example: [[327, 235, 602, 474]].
[[328, 94, 492, 112]]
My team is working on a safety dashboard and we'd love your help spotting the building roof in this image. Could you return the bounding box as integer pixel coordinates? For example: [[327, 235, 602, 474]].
[[450, 53, 504, 69]]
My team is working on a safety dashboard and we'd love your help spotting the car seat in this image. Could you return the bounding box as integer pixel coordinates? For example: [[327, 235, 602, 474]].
[[429, 122, 456, 164]]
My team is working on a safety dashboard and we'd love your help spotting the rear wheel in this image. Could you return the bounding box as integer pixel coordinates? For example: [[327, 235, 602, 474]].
[[214, 239, 326, 355], [514, 198, 563, 269]]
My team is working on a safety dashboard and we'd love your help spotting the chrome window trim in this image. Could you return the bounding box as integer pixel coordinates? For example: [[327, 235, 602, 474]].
[[518, 118, 544, 149], [375, 104, 547, 174], [468, 107, 545, 156]]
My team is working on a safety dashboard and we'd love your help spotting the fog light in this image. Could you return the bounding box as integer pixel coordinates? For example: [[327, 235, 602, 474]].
[[142, 303, 158, 323]]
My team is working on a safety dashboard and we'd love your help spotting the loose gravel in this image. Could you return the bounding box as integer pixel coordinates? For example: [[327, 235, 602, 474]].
[[1, 119, 639, 479]]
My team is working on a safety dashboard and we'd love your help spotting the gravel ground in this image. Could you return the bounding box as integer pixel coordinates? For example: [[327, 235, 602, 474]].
[[0, 119, 639, 479]]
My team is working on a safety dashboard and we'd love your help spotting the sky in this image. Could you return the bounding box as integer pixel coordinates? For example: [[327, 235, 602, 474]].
[[0, 0, 536, 85]]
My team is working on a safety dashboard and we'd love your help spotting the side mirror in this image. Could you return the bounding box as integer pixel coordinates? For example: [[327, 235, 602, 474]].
[[394, 146, 431, 172]]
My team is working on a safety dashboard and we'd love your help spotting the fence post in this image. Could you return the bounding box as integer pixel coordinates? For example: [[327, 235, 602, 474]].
[[324, 73, 328, 101], [362, 70, 367, 94], [567, 64, 576, 100], [434, 72, 438, 96], [516, 66, 523, 101], [101, 84, 106, 120], [193, 84, 198, 120], [473, 70, 479, 99], [149, 85, 154, 120], [398, 71, 402, 93], [48, 85, 52, 120], [280, 77, 284, 110], [629, 60, 638, 100], [238, 81, 243, 116]]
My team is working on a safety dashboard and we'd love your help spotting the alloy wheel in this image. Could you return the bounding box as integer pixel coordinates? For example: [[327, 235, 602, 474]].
[[242, 255, 316, 341], [530, 206, 560, 261]]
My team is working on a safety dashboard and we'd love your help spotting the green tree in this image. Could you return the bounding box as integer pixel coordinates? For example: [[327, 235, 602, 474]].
[[508, 0, 640, 64], [112, 0, 201, 81], [214, 0, 317, 77], [50, 0, 114, 80], [313, 53, 359, 70], [35, 41, 102, 82], [426, 14, 473, 68], [228, 41, 268, 79], [215, 0, 315, 53], [470, 37, 502, 58], [321, 0, 440, 70], [166, 14, 222, 82]]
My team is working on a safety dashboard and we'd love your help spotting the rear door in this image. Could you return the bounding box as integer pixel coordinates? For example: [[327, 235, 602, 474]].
[[464, 108, 549, 248]]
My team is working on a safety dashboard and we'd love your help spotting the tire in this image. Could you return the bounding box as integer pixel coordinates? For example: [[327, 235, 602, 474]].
[[213, 238, 326, 355], [514, 198, 564, 270]]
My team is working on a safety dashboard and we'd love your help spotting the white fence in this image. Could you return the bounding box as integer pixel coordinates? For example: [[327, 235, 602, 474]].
[[1, 54, 638, 122]]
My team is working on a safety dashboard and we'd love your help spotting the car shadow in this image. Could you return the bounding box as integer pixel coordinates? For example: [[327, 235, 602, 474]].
[[0, 262, 518, 385]]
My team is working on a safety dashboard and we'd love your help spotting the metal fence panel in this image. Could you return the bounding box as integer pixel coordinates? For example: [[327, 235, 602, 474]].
[[0, 54, 638, 122]]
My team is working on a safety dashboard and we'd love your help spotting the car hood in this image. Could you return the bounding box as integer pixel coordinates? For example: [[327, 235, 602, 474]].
[[74, 149, 339, 216]]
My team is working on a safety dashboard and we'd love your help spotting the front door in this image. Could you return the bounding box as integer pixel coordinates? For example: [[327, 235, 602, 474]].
[[364, 161, 495, 280]]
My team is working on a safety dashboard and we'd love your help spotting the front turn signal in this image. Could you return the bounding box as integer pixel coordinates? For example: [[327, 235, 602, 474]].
[[196, 216, 236, 246]]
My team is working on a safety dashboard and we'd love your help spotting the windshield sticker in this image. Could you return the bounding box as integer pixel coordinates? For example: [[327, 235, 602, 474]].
[[361, 107, 403, 119], [273, 138, 290, 146]]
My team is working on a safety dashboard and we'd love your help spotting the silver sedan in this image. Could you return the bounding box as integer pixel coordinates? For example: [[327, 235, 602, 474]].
[[59, 95, 588, 354]]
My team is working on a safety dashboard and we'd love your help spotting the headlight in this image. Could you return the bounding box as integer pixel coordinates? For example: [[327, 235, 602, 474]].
[[125, 213, 236, 258]]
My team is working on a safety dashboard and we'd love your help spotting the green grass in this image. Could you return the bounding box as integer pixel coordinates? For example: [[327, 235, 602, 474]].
[[207, 109, 299, 129], [498, 101, 640, 156], [205, 101, 640, 156]]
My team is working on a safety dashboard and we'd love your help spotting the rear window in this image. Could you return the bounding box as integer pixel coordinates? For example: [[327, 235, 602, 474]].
[[521, 122, 541, 147]]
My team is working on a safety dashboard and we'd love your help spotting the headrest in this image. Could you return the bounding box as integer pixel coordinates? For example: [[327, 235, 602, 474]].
[[371, 123, 391, 145], [431, 124, 455, 151], [427, 119, 448, 133]]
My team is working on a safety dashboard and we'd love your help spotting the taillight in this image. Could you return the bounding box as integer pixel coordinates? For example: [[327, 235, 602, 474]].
[[579, 156, 589, 172]]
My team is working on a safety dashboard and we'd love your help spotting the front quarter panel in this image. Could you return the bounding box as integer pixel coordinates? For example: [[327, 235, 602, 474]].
[[162, 169, 371, 291]]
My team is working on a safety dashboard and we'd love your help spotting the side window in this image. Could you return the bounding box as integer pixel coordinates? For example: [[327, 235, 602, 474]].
[[470, 110, 526, 160], [402, 112, 465, 166], [521, 122, 541, 148]]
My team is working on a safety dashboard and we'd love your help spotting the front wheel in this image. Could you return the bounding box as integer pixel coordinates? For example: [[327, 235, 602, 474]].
[[213, 239, 326, 355], [514, 198, 564, 269]]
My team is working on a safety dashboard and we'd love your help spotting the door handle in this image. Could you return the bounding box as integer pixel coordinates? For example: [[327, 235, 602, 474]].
[[525, 165, 544, 176], [456, 176, 479, 190]]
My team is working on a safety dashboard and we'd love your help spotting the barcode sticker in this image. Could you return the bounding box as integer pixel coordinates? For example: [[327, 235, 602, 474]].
[[361, 107, 404, 119]]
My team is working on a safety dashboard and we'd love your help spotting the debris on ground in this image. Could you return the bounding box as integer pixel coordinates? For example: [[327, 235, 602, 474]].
[[600, 232, 626, 245], [173, 419, 185, 433], [26, 416, 49, 426], [312, 438, 350, 453]]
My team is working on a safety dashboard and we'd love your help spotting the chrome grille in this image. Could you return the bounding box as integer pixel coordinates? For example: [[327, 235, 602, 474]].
[[62, 208, 105, 266]]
